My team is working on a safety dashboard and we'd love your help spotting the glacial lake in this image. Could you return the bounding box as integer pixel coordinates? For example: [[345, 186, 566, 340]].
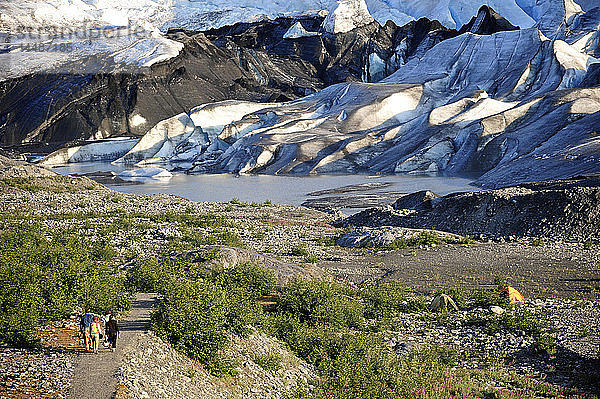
[[52, 162, 476, 211]]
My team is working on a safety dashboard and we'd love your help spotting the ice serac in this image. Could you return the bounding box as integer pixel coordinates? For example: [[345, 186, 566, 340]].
[[114, 113, 196, 165], [284, 22, 319, 39], [39, 138, 138, 165], [187, 82, 425, 175], [118, 167, 173, 180], [322, 0, 375, 33]]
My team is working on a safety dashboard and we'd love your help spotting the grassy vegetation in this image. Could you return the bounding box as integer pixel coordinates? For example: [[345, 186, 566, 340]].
[[0, 186, 591, 398], [0, 177, 96, 193], [134, 266, 564, 397], [384, 231, 474, 251], [291, 243, 311, 257], [252, 350, 283, 371], [1, 215, 562, 394], [290, 243, 319, 263], [466, 308, 556, 355], [0, 209, 245, 255], [267, 278, 576, 399], [438, 286, 510, 310], [529, 238, 546, 247]]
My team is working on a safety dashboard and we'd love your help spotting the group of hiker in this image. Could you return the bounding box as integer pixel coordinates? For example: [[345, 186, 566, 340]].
[[79, 309, 119, 353]]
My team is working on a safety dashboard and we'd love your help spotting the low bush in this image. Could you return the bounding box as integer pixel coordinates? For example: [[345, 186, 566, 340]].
[[151, 278, 229, 363], [386, 231, 444, 250], [303, 254, 319, 263], [291, 243, 311, 257], [359, 280, 414, 319], [165, 228, 245, 251], [315, 235, 337, 246], [439, 287, 510, 310], [252, 350, 283, 371], [277, 279, 364, 329], [467, 308, 556, 355], [210, 263, 276, 300], [468, 288, 510, 308], [147, 262, 275, 374], [126, 258, 178, 293], [135, 260, 571, 396]]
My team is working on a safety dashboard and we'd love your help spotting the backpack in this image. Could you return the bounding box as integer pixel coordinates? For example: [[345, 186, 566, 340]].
[[106, 319, 118, 336], [82, 312, 94, 328], [90, 322, 101, 335]]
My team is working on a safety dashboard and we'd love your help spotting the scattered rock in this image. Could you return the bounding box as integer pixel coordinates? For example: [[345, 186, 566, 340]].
[[339, 176, 600, 241], [0, 154, 56, 179], [489, 305, 505, 315]]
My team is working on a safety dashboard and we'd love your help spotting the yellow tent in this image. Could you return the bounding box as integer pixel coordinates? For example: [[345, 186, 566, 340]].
[[500, 285, 525, 303]]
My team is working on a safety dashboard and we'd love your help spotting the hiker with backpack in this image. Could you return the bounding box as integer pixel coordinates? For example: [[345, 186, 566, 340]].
[[80, 308, 94, 352], [89, 315, 103, 354], [102, 310, 112, 348], [105, 315, 119, 352]]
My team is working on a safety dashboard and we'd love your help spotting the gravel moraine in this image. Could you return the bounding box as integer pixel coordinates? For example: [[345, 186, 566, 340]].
[[1, 181, 600, 397], [386, 299, 600, 393], [118, 331, 317, 399], [0, 346, 75, 399]]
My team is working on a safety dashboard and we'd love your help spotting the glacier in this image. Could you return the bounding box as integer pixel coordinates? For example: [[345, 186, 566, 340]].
[[78, 23, 600, 188], [4, 0, 600, 188], [1, 0, 595, 80], [2, 0, 581, 34], [38, 137, 138, 165]]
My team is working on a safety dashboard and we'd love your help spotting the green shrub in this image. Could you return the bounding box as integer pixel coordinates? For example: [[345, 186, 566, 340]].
[[278, 279, 364, 329], [126, 258, 178, 293], [386, 231, 443, 250], [468, 289, 510, 308], [252, 350, 283, 371], [229, 197, 247, 206], [148, 262, 273, 374], [291, 243, 311, 257], [468, 308, 556, 355], [151, 279, 228, 364], [304, 254, 319, 264], [285, 323, 345, 374], [360, 281, 413, 319], [206, 353, 240, 378], [529, 238, 545, 247], [210, 263, 276, 300], [315, 235, 337, 246], [222, 288, 266, 337], [411, 344, 462, 367]]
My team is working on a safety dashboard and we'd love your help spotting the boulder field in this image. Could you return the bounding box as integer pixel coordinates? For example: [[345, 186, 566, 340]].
[[336, 176, 600, 242]]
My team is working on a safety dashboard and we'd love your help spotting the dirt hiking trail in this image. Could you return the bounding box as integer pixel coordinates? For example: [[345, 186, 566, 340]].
[[69, 293, 157, 399]]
